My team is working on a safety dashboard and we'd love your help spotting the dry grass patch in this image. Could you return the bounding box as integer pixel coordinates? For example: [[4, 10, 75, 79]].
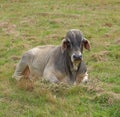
[[0, 21, 19, 37], [91, 51, 109, 61]]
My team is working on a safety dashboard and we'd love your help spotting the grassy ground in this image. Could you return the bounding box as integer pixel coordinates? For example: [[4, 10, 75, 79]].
[[0, 0, 120, 117]]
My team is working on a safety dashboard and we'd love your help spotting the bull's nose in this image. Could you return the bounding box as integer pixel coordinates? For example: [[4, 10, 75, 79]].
[[73, 54, 82, 61]]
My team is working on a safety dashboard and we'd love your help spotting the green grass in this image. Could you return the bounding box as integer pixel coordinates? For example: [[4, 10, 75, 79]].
[[0, 0, 120, 117]]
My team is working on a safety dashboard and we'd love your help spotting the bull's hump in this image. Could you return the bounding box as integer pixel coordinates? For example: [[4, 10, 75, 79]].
[[28, 45, 56, 55], [30, 48, 40, 55], [37, 45, 56, 49]]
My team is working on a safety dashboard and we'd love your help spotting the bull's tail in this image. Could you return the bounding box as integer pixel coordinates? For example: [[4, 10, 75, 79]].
[[12, 55, 29, 81]]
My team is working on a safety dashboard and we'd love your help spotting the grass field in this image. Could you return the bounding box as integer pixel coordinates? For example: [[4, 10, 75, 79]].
[[0, 0, 120, 117]]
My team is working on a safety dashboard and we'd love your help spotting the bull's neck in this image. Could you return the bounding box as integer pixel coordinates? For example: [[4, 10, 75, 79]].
[[64, 51, 79, 83]]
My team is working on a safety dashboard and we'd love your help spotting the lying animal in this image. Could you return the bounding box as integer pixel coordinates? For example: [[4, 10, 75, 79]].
[[12, 29, 90, 85]]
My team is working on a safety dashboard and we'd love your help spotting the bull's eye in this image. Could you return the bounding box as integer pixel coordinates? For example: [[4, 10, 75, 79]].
[[66, 41, 71, 49]]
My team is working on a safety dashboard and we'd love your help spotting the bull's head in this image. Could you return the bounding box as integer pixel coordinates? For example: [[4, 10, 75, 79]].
[[61, 29, 90, 70]]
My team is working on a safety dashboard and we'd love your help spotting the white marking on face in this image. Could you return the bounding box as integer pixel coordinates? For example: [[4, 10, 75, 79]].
[[71, 53, 75, 62], [71, 52, 82, 70], [78, 52, 82, 59], [71, 52, 82, 61]]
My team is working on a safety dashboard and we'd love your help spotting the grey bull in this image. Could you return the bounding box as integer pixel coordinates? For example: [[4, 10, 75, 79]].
[[12, 29, 90, 84]]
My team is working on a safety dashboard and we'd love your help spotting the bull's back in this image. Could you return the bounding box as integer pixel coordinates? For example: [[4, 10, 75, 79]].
[[26, 45, 57, 77]]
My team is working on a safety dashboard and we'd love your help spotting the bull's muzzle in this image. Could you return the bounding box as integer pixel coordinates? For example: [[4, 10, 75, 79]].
[[72, 53, 82, 62], [73, 54, 82, 61], [71, 53, 82, 70]]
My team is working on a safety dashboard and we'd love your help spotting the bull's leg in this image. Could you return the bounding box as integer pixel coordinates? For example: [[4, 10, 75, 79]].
[[76, 72, 89, 85], [81, 72, 89, 83], [43, 68, 60, 84], [12, 55, 28, 81]]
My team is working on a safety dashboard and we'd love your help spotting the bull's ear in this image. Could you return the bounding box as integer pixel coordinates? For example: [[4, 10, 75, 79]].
[[83, 38, 90, 51], [61, 39, 67, 53]]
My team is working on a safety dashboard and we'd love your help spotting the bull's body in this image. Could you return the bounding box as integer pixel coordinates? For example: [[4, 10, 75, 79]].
[[13, 29, 90, 84]]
